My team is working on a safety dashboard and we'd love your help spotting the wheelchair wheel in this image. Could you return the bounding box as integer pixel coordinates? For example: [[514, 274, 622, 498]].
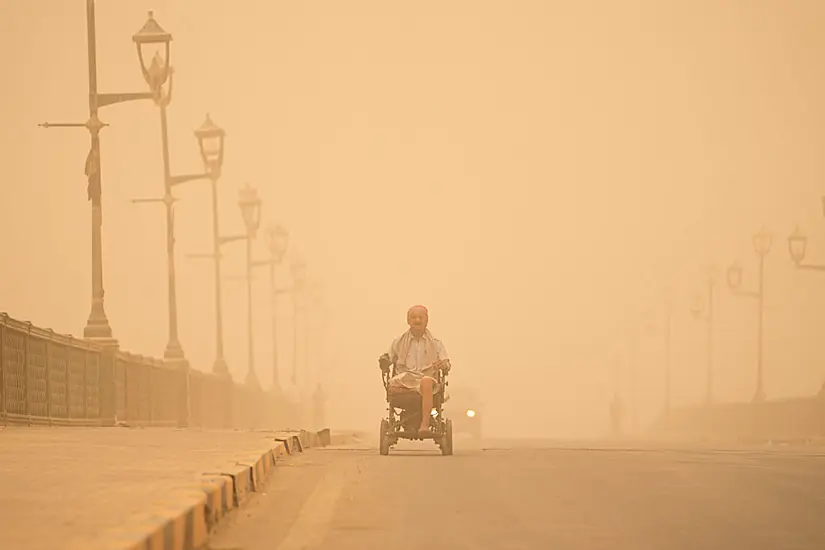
[[440, 419, 454, 456], [379, 419, 391, 456]]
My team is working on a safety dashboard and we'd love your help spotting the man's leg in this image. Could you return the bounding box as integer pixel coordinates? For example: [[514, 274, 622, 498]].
[[419, 377, 434, 434]]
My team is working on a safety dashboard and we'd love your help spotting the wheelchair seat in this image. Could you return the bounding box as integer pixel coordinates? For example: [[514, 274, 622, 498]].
[[388, 388, 444, 412]]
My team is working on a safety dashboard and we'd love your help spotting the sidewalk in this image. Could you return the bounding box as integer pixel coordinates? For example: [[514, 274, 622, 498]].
[[0, 426, 340, 550]]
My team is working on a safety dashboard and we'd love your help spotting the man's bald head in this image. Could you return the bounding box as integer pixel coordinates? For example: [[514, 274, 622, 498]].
[[407, 305, 428, 319], [407, 305, 429, 334]]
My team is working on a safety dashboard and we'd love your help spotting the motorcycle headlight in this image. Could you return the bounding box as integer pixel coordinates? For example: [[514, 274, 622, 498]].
[[466, 409, 476, 418]]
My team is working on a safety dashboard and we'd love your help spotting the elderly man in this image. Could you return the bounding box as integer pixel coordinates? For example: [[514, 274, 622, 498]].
[[379, 305, 451, 436]]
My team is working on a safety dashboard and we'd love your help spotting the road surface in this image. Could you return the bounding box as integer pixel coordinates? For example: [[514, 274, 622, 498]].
[[205, 437, 825, 550]]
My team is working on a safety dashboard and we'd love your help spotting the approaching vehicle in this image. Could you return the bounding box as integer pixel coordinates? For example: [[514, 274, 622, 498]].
[[377, 354, 454, 456], [443, 386, 483, 444]]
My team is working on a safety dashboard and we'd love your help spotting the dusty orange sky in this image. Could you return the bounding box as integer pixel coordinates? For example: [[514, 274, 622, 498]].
[[3, 1, 825, 436]]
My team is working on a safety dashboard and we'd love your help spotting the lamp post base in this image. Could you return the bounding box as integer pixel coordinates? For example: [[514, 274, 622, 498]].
[[164, 340, 186, 361], [212, 356, 230, 376], [84, 309, 115, 341], [84, 335, 119, 350], [163, 357, 190, 428], [752, 387, 767, 403], [245, 370, 261, 390], [164, 357, 190, 371]]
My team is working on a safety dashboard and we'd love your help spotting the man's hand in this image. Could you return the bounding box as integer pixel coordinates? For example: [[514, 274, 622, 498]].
[[378, 353, 392, 373], [433, 359, 451, 374]]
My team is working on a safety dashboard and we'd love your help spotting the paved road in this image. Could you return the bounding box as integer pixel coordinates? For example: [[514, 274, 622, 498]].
[[206, 437, 825, 550]]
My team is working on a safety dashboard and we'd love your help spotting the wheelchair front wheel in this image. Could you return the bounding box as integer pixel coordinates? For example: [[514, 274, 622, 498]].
[[379, 419, 391, 456]]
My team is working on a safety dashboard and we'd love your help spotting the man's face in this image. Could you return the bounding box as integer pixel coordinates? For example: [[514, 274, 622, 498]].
[[407, 307, 428, 332]]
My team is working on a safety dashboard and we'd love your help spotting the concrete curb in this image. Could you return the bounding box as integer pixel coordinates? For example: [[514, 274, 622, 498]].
[[72, 428, 353, 550]]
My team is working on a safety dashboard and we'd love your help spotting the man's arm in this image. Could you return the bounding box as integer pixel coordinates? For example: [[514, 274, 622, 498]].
[[387, 337, 400, 364], [435, 340, 451, 372], [379, 338, 399, 371], [435, 339, 449, 361]]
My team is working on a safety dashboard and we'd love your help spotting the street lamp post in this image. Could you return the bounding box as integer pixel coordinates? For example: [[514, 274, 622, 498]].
[[199, 115, 228, 375], [727, 227, 772, 403], [185, 115, 228, 375], [256, 224, 290, 390], [249, 224, 290, 388], [233, 224, 289, 425], [625, 314, 643, 434], [131, 11, 217, 365], [290, 256, 308, 387], [308, 282, 328, 386], [691, 267, 717, 404], [627, 309, 656, 433], [610, 355, 625, 436], [663, 293, 673, 416], [787, 223, 825, 395], [238, 184, 263, 388], [306, 282, 327, 430], [40, 0, 156, 346]]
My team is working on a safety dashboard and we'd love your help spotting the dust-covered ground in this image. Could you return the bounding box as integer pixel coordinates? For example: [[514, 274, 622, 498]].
[[206, 436, 825, 550]]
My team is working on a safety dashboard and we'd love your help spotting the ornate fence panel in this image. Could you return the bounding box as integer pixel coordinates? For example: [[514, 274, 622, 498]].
[[206, 374, 232, 429], [84, 351, 100, 420], [47, 334, 101, 426], [0, 313, 293, 430], [48, 334, 70, 421], [112, 351, 127, 422], [1, 315, 104, 425], [113, 352, 180, 427], [151, 363, 179, 427], [0, 316, 28, 419], [67, 343, 100, 424], [189, 370, 205, 428], [25, 326, 48, 421]]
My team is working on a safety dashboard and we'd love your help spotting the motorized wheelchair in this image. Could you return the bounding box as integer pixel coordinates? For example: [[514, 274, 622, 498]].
[[377, 354, 454, 456]]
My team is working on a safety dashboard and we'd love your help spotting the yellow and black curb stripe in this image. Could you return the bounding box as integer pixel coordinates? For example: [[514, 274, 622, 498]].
[[198, 474, 235, 530], [69, 428, 348, 550], [272, 439, 291, 458], [235, 449, 276, 492], [273, 437, 294, 455], [274, 434, 303, 455], [203, 462, 255, 508], [299, 430, 316, 449], [71, 490, 209, 550]]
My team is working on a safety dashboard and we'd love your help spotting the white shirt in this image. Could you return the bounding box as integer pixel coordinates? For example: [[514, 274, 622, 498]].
[[388, 333, 449, 375]]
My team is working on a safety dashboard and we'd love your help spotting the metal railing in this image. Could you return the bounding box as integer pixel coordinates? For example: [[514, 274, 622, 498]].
[[0, 313, 285, 429]]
